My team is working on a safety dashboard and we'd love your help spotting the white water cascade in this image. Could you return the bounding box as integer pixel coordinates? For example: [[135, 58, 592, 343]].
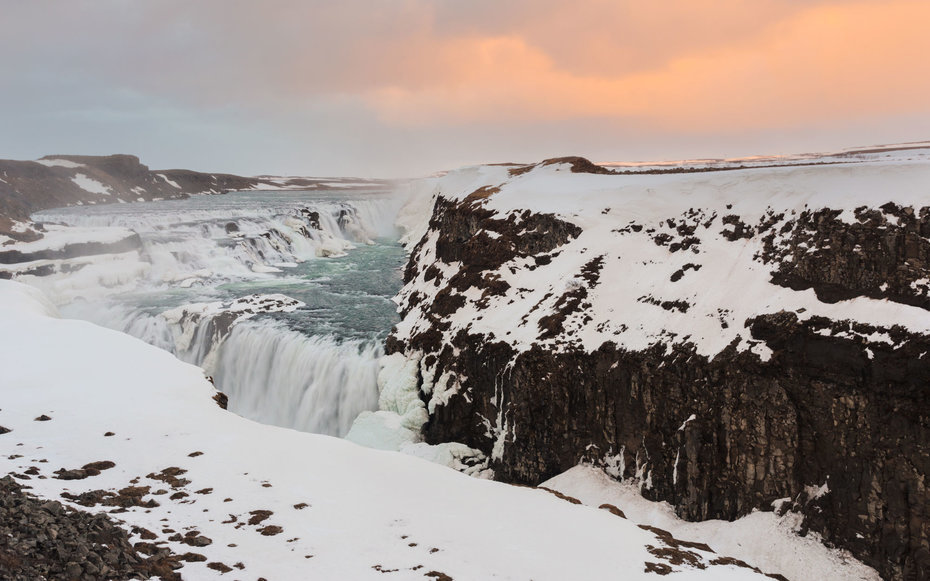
[[42, 189, 407, 439], [214, 321, 381, 437]]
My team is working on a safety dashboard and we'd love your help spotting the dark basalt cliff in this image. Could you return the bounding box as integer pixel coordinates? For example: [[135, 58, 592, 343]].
[[388, 159, 930, 580]]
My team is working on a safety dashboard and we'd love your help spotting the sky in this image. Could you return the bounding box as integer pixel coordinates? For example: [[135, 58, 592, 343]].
[[2, 0, 929, 178]]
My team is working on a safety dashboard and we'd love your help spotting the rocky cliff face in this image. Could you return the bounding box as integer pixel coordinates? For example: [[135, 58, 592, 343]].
[[386, 149, 930, 580]]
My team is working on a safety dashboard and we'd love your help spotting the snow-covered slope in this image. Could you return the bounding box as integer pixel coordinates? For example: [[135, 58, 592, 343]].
[[394, 152, 930, 360], [379, 147, 930, 580], [0, 280, 773, 580]]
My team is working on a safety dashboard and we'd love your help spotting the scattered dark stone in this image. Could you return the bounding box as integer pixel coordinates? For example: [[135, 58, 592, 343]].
[[131, 526, 158, 540], [637, 295, 691, 313], [207, 561, 233, 573], [293, 502, 309, 510], [638, 525, 713, 553], [61, 484, 158, 509], [248, 510, 273, 525], [34, 415, 51, 422], [181, 534, 212, 548], [644, 561, 673, 575], [148, 466, 190, 489], [104, 431, 115, 437], [646, 545, 706, 569], [720, 214, 754, 240], [195, 487, 213, 495], [53, 460, 116, 481], [0, 425, 10, 434], [258, 525, 283, 536], [212, 391, 229, 409], [187, 451, 203, 457], [425, 572, 454, 581]]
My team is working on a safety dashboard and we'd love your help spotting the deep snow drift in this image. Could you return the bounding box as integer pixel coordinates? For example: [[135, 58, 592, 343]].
[[0, 280, 774, 580]]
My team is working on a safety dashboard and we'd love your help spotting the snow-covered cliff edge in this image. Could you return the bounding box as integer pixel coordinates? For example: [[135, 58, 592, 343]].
[[386, 146, 930, 580], [0, 279, 785, 580]]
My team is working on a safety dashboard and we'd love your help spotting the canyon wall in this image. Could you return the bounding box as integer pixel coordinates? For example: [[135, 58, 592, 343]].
[[387, 151, 930, 580]]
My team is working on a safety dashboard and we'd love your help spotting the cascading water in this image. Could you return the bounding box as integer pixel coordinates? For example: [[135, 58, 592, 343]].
[[34, 188, 407, 437], [214, 321, 381, 437]]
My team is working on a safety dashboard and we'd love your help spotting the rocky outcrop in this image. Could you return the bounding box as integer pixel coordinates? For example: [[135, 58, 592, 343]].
[[0, 475, 183, 580], [387, 154, 930, 580]]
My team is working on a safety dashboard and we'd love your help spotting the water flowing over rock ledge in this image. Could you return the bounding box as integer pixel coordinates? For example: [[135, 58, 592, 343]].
[[384, 150, 930, 580]]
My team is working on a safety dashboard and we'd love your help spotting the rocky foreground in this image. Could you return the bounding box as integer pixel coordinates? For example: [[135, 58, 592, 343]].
[[0, 476, 184, 580], [381, 145, 930, 580]]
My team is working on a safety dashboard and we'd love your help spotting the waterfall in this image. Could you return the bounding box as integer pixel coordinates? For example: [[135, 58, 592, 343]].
[[213, 320, 381, 437], [39, 190, 404, 439], [34, 194, 404, 289]]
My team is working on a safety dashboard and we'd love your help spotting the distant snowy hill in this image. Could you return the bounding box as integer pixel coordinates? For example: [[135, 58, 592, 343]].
[[0, 153, 387, 241], [376, 145, 930, 580]]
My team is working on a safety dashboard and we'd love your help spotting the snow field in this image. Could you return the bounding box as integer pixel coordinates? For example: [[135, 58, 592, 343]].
[[0, 280, 770, 580]]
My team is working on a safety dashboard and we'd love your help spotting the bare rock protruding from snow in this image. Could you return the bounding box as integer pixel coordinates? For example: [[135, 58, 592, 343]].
[[385, 148, 930, 580]]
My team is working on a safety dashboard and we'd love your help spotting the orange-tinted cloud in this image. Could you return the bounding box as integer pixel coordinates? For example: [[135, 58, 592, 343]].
[[364, 1, 930, 132], [1, 0, 927, 176]]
